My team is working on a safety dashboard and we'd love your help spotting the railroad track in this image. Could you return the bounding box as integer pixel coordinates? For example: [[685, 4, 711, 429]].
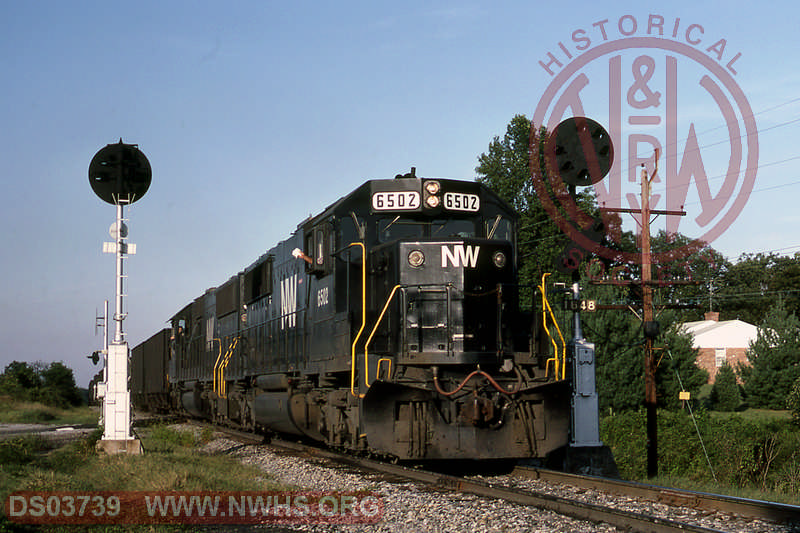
[[194, 421, 797, 532], [511, 466, 800, 526]]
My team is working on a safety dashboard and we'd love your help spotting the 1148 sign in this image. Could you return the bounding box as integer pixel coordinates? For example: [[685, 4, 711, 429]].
[[563, 299, 597, 312]]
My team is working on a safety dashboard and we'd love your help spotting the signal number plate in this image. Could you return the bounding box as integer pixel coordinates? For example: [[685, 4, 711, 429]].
[[372, 191, 420, 211], [444, 192, 480, 212]]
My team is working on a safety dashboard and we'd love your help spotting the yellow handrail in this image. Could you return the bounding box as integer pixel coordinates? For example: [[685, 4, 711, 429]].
[[349, 242, 366, 398], [212, 338, 223, 396], [364, 284, 402, 386], [376, 358, 392, 381], [540, 273, 567, 380], [219, 337, 239, 398]]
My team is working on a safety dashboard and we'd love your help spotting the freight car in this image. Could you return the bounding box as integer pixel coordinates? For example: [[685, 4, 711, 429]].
[[130, 329, 171, 413], [132, 170, 571, 461]]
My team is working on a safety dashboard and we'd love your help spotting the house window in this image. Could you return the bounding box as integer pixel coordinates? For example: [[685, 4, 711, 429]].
[[715, 348, 726, 367]]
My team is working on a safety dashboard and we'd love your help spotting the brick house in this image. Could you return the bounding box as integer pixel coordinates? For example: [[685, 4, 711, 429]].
[[679, 312, 758, 383]]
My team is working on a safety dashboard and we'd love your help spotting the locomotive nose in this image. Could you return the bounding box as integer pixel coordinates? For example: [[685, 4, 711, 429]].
[[397, 239, 515, 362]]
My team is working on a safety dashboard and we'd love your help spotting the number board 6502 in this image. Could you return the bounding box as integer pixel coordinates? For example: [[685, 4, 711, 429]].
[[444, 192, 480, 212], [371, 191, 420, 211]]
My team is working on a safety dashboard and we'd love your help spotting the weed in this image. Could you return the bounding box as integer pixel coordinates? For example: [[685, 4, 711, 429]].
[[146, 425, 196, 453], [199, 425, 214, 444], [0, 436, 49, 473]]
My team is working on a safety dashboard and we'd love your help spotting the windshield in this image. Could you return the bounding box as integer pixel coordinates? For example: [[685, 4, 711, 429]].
[[378, 218, 477, 242], [487, 216, 513, 241]]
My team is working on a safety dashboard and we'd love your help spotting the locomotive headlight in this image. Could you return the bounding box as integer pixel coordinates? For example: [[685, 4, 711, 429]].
[[408, 249, 425, 268], [423, 181, 441, 209], [492, 251, 507, 268], [424, 180, 440, 195]]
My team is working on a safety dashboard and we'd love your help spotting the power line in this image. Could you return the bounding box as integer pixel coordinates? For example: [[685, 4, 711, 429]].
[[737, 244, 800, 256], [675, 97, 800, 145], [608, 99, 800, 179]]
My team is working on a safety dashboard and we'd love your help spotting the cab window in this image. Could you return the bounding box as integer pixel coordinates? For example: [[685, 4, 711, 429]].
[[430, 219, 476, 239], [487, 217, 513, 241], [378, 218, 477, 242]]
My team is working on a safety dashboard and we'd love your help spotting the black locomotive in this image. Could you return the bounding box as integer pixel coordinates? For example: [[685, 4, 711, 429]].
[[131, 170, 570, 460]]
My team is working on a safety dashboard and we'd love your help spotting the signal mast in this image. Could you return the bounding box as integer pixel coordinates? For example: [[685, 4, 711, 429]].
[[88, 140, 151, 454]]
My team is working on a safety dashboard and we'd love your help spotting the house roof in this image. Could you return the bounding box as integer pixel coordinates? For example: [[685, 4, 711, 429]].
[[679, 319, 759, 349]]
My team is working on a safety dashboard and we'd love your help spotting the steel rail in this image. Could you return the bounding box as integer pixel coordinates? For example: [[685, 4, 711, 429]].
[[513, 466, 800, 526], [266, 439, 727, 533]]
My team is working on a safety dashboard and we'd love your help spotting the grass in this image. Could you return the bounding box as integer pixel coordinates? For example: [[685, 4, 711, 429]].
[[0, 423, 293, 532], [643, 474, 800, 506], [1, 424, 288, 493], [0, 396, 98, 426]]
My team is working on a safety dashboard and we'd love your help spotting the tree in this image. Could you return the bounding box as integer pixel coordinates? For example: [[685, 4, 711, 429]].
[[649, 231, 729, 319], [582, 283, 645, 412], [788, 376, 800, 425], [0, 360, 82, 408], [582, 283, 707, 412], [475, 115, 597, 286], [716, 252, 800, 325], [0, 361, 41, 399], [740, 299, 800, 409], [474, 115, 710, 412], [710, 362, 741, 411], [657, 322, 708, 410], [39, 362, 82, 407]]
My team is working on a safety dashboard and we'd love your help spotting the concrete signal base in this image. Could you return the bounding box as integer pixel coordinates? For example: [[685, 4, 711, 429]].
[[97, 438, 142, 455]]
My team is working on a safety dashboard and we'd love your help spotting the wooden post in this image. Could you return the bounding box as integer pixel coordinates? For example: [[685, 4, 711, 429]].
[[640, 158, 657, 478]]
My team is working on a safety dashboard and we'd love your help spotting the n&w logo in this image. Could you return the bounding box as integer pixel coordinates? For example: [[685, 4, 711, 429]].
[[441, 245, 480, 268], [280, 274, 297, 329]]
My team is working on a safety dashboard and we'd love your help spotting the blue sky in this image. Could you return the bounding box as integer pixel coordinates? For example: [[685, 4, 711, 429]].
[[1, 1, 799, 387]]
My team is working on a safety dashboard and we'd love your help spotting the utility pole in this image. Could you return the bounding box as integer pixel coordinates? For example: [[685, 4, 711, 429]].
[[597, 149, 693, 478], [640, 159, 658, 479]]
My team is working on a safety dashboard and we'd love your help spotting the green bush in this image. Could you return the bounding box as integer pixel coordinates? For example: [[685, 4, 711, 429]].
[[42, 428, 103, 475], [601, 409, 800, 501], [0, 436, 49, 474], [600, 410, 645, 478], [788, 376, 800, 425], [710, 363, 742, 411]]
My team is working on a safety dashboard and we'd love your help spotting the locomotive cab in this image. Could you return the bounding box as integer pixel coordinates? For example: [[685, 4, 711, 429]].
[[335, 176, 570, 459]]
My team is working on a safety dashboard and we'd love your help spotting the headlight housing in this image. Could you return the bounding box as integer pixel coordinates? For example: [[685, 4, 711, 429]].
[[423, 180, 441, 209], [408, 250, 425, 268], [492, 251, 507, 268]]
